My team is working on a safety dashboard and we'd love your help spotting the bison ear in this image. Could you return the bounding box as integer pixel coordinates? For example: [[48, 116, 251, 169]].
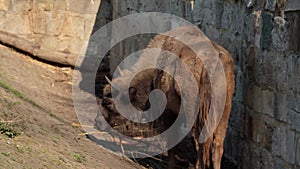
[[129, 87, 137, 96]]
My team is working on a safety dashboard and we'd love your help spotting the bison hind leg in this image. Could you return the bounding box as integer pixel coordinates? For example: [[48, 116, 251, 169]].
[[211, 134, 224, 169]]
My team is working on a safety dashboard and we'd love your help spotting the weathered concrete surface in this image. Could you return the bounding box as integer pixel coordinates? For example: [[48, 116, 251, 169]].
[[0, 0, 101, 66]]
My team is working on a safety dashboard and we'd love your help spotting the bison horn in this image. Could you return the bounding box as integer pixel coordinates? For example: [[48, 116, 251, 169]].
[[105, 76, 119, 90], [117, 67, 124, 76], [105, 76, 113, 85]]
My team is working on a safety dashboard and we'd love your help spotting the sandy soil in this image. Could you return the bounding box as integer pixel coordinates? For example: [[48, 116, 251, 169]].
[[0, 44, 143, 169]]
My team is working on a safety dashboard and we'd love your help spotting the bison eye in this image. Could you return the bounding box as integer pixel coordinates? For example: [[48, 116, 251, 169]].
[[129, 87, 137, 96]]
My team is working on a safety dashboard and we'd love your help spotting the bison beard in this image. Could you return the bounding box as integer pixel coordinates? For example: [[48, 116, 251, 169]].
[[97, 27, 235, 169]]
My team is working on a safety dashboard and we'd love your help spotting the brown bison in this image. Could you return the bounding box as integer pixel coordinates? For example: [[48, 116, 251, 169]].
[[97, 26, 235, 169]]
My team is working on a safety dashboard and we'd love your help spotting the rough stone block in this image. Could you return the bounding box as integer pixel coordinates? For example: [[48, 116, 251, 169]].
[[246, 85, 254, 109], [285, 130, 296, 164], [32, 12, 65, 36], [274, 93, 289, 122], [221, 3, 233, 30], [39, 36, 58, 51], [67, 0, 100, 14], [0, 0, 10, 11], [253, 86, 263, 113], [33, 0, 54, 11], [288, 110, 300, 132], [4, 14, 31, 35], [287, 55, 299, 93], [224, 128, 239, 160], [285, 0, 300, 11], [262, 89, 274, 117], [84, 14, 97, 39], [272, 126, 285, 157], [272, 16, 289, 52], [260, 12, 273, 51], [273, 55, 288, 92], [31, 12, 47, 34], [287, 95, 300, 113], [272, 126, 296, 164], [288, 13, 300, 53], [260, 148, 275, 169], [61, 16, 84, 39], [297, 57, 300, 93], [265, 0, 276, 11], [54, 0, 67, 10], [0, 11, 5, 29], [245, 12, 259, 44], [251, 115, 266, 143], [56, 38, 71, 53], [259, 56, 277, 89], [233, 67, 244, 102], [69, 38, 85, 54], [297, 135, 300, 166], [274, 158, 293, 169], [10, 0, 32, 12]]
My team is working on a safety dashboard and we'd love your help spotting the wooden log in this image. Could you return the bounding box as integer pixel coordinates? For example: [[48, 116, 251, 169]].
[[0, 30, 77, 66]]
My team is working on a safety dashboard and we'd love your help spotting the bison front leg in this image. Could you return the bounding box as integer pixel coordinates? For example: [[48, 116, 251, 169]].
[[167, 146, 176, 169], [162, 110, 179, 169], [192, 130, 201, 169]]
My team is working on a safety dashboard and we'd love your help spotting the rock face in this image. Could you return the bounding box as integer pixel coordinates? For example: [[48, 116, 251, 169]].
[[0, 0, 101, 66]]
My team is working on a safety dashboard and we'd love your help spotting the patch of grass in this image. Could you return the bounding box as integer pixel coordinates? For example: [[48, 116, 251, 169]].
[[0, 80, 67, 124], [53, 126, 60, 133], [73, 153, 86, 163], [3, 111, 9, 118], [1, 152, 10, 157], [0, 81, 26, 99], [7, 101, 21, 109], [0, 80, 42, 110], [53, 136, 60, 143], [0, 122, 20, 138]]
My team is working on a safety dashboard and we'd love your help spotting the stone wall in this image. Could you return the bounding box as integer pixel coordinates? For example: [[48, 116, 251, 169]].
[[107, 0, 193, 73], [103, 1, 300, 168], [0, 0, 101, 66], [193, 0, 300, 168]]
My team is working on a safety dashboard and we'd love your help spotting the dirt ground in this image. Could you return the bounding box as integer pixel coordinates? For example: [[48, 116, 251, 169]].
[[0, 44, 143, 169]]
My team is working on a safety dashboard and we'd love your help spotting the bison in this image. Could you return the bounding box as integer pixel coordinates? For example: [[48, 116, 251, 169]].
[[96, 26, 235, 169]]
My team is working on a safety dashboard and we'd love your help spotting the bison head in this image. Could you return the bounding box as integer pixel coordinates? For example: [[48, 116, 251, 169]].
[[97, 67, 167, 129]]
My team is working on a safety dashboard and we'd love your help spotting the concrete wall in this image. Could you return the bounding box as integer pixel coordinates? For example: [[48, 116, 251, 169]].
[[0, 0, 101, 66], [192, 0, 300, 168]]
